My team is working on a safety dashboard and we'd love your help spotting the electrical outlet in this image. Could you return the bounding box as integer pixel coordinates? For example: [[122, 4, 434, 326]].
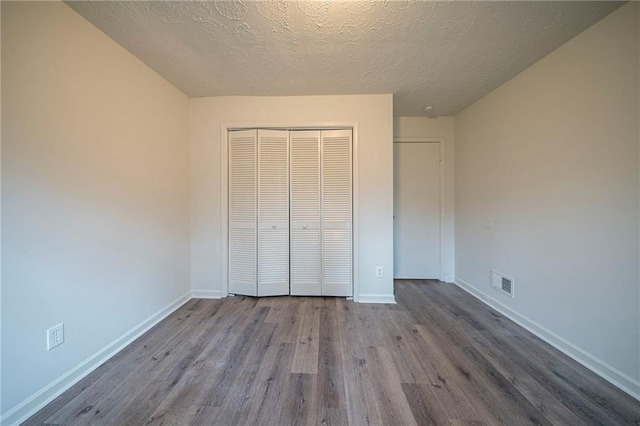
[[376, 266, 384, 278], [47, 323, 64, 351]]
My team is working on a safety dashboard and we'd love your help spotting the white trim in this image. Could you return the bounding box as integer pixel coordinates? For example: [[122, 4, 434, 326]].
[[191, 289, 224, 299], [443, 274, 455, 284], [352, 125, 360, 302], [0, 292, 191, 426], [453, 277, 640, 401], [221, 122, 360, 301], [393, 138, 446, 282], [220, 125, 229, 298], [357, 293, 397, 304]]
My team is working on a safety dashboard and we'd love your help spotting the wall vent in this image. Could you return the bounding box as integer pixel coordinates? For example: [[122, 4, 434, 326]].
[[490, 270, 515, 298]]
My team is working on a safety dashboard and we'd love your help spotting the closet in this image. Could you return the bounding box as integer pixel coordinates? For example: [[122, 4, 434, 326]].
[[228, 129, 352, 297]]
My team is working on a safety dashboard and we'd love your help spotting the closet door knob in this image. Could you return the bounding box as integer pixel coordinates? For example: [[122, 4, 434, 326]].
[[303, 224, 307, 229], [272, 224, 277, 229]]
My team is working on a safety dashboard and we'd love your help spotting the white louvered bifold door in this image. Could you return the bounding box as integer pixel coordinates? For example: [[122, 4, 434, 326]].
[[321, 130, 353, 296], [290, 131, 322, 296], [257, 130, 290, 296], [229, 129, 258, 296]]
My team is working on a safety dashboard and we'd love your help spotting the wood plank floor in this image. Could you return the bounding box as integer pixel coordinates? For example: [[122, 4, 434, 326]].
[[25, 280, 640, 425]]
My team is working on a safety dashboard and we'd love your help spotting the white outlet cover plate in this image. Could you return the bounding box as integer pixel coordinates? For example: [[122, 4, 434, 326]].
[[47, 323, 64, 351]]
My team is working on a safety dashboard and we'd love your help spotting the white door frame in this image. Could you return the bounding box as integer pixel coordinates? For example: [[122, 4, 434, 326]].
[[393, 137, 446, 282], [221, 122, 360, 301]]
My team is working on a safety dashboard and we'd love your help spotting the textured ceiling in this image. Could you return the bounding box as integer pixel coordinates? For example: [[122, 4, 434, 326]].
[[66, 1, 623, 116]]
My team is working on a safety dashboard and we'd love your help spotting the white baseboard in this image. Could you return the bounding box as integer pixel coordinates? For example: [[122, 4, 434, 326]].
[[1, 291, 191, 426], [358, 293, 396, 304], [191, 289, 224, 299], [454, 277, 640, 401]]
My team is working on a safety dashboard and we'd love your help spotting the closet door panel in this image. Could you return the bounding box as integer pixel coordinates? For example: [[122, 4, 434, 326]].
[[229, 128, 352, 298], [290, 131, 321, 295], [321, 130, 353, 297], [257, 129, 289, 296], [229, 130, 258, 296]]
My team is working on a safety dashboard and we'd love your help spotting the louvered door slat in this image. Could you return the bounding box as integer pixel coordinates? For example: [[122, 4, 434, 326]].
[[258, 129, 289, 296], [229, 129, 257, 296], [321, 130, 353, 296], [290, 131, 321, 295]]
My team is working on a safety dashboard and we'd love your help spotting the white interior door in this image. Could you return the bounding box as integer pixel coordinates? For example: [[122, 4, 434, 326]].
[[229, 128, 353, 298], [290, 131, 321, 296], [393, 142, 441, 279], [321, 130, 353, 296], [257, 130, 290, 296], [229, 130, 257, 296]]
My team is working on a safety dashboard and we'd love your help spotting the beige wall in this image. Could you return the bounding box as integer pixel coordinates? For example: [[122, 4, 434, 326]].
[[455, 3, 640, 396], [1, 2, 190, 421], [394, 117, 455, 282], [190, 95, 394, 302]]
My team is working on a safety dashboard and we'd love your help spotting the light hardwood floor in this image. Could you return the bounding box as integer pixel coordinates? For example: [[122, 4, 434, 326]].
[[25, 280, 640, 425]]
